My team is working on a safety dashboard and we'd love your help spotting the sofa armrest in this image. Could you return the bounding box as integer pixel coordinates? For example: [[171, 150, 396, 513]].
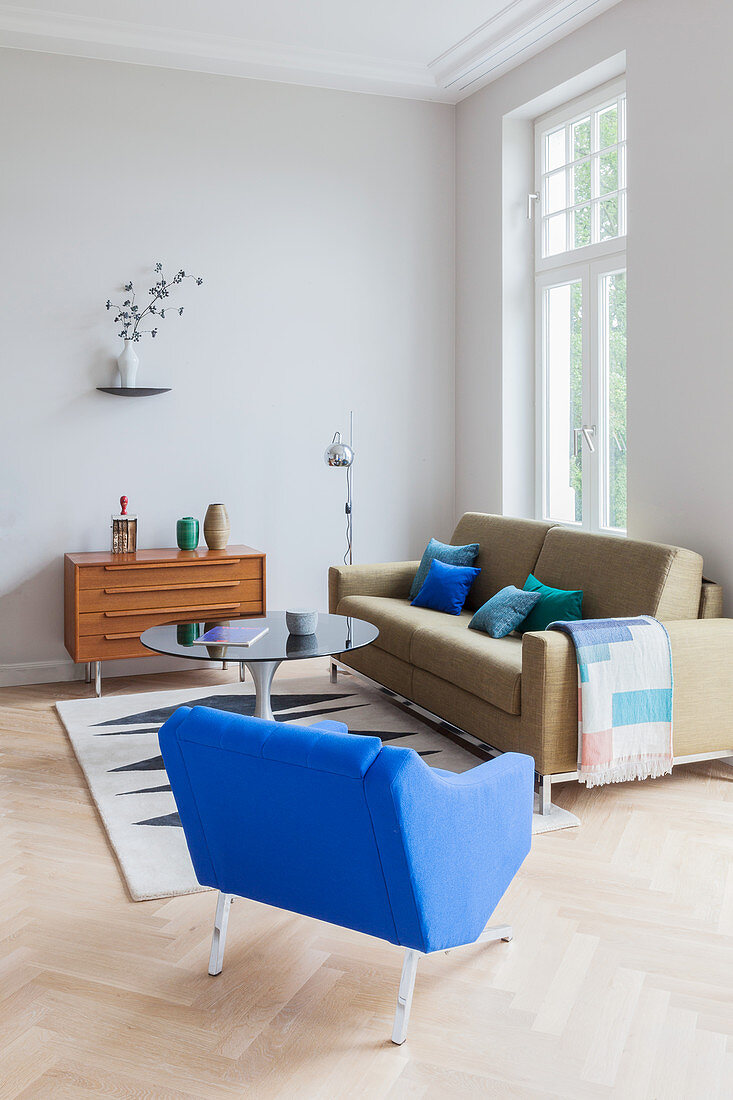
[[521, 629, 578, 775], [328, 561, 420, 611], [664, 619, 733, 754]]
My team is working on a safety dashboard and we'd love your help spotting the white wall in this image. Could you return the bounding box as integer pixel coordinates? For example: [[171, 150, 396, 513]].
[[456, 0, 733, 608], [0, 49, 455, 682]]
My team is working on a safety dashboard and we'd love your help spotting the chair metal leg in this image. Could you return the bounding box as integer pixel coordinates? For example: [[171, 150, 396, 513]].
[[330, 660, 338, 684], [391, 948, 420, 1045], [208, 892, 233, 976], [537, 774, 552, 815], [477, 923, 513, 944], [239, 661, 246, 683]]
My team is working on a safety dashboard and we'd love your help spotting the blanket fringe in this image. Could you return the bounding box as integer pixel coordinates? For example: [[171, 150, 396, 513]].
[[580, 758, 673, 789]]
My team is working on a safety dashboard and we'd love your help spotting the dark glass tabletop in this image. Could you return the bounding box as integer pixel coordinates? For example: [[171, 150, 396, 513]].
[[140, 612, 378, 663]]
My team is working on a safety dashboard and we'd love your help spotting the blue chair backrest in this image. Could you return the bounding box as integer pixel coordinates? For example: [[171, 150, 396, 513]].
[[160, 705, 533, 953], [160, 706, 400, 945]]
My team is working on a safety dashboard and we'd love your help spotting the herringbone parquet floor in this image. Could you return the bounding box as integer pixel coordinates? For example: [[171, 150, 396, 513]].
[[2, 663, 732, 1099]]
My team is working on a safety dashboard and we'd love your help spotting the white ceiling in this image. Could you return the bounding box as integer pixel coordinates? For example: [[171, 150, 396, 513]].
[[0, 0, 623, 102]]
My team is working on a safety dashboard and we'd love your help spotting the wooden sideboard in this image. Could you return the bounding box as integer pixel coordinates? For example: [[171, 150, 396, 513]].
[[64, 545, 266, 693]]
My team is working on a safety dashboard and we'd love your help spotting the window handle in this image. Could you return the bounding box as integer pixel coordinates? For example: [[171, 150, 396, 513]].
[[573, 425, 596, 456], [527, 192, 540, 220]]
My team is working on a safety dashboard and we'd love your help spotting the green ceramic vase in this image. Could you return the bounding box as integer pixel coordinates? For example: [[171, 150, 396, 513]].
[[176, 516, 199, 550]]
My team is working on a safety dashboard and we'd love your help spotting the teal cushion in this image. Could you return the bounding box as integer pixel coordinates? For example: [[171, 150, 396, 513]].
[[409, 537, 480, 600], [469, 586, 542, 639], [411, 559, 481, 615], [519, 573, 583, 633]]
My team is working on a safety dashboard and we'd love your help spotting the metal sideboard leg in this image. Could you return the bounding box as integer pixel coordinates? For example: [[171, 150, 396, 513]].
[[94, 661, 101, 698], [84, 662, 92, 684]]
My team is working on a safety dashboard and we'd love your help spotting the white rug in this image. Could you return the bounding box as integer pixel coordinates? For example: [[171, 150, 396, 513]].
[[56, 674, 578, 901]]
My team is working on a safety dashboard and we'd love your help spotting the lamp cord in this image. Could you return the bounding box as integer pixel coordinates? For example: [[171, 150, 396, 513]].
[[344, 464, 353, 565]]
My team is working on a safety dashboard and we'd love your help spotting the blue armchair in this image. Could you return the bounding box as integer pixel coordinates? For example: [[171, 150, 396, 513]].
[[159, 705, 533, 1043]]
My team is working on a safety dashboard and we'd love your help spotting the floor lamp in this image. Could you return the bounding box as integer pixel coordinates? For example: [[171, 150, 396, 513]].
[[324, 410, 354, 566]]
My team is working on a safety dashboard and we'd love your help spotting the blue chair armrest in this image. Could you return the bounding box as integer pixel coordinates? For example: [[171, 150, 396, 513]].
[[365, 750, 534, 953]]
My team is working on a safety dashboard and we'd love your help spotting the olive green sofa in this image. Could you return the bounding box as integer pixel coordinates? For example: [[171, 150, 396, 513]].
[[328, 513, 732, 812]]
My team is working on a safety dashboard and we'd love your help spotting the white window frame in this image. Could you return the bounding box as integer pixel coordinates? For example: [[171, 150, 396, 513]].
[[534, 79, 627, 535]]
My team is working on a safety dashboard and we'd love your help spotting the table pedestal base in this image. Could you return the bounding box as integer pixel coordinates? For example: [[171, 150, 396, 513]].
[[245, 660, 282, 722]]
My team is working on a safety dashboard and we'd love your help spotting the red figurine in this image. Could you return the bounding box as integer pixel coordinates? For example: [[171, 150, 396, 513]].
[[120, 495, 128, 516]]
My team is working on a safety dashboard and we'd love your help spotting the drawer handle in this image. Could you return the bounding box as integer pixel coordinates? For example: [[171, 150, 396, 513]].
[[103, 603, 241, 618], [103, 580, 241, 595], [104, 632, 142, 641], [103, 559, 242, 570]]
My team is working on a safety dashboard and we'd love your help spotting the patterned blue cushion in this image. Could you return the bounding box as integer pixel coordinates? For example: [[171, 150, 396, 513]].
[[409, 537, 480, 600], [411, 558, 481, 615], [469, 586, 541, 639]]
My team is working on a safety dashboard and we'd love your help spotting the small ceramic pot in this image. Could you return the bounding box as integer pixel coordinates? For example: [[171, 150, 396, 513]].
[[204, 504, 230, 550], [286, 608, 318, 636], [176, 517, 199, 550]]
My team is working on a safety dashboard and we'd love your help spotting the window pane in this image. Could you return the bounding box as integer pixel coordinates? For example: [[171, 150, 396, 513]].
[[544, 281, 583, 523], [599, 149, 618, 195], [598, 104, 618, 148], [544, 168, 567, 214], [599, 196, 619, 239], [546, 127, 566, 171], [545, 213, 567, 256], [572, 117, 591, 159], [573, 159, 591, 205], [574, 205, 591, 249], [601, 271, 627, 529]]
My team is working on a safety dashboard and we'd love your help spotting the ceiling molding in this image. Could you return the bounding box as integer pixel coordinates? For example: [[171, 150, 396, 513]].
[[431, 0, 624, 99], [0, 5, 449, 101], [0, 1, 624, 104]]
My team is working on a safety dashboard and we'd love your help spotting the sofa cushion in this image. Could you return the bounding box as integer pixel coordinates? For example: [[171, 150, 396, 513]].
[[450, 513, 555, 611], [337, 595, 523, 715], [336, 596, 472, 663], [409, 537, 480, 600], [411, 623, 523, 715], [469, 586, 541, 638], [532, 527, 703, 620], [411, 559, 481, 615]]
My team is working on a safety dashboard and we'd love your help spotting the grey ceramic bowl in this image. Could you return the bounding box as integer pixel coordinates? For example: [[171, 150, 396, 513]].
[[285, 608, 318, 636]]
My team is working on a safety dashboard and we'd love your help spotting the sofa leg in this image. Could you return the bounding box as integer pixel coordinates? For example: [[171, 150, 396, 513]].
[[208, 892, 233, 976], [392, 949, 420, 1045], [537, 774, 552, 815], [330, 660, 338, 684]]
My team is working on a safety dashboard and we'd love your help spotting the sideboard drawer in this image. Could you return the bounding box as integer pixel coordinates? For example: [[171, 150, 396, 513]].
[[79, 578, 263, 613], [78, 603, 262, 636], [76, 634, 152, 661], [78, 559, 261, 590]]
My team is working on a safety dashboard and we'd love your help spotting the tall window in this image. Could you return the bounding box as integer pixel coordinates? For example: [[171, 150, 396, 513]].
[[535, 82, 627, 533]]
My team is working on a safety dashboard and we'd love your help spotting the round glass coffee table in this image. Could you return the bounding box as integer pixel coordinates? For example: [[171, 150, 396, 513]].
[[140, 612, 378, 722]]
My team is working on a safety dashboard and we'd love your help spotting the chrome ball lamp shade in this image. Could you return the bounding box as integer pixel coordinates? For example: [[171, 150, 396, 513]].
[[324, 435, 354, 469], [324, 414, 355, 565]]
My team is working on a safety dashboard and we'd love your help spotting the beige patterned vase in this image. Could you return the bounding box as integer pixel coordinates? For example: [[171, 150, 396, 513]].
[[203, 503, 230, 550]]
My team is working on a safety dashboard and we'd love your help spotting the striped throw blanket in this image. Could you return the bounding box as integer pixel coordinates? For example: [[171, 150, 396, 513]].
[[550, 616, 673, 788]]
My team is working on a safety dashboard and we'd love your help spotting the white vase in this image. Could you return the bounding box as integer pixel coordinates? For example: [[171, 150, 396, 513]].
[[117, 340, 139, 388]]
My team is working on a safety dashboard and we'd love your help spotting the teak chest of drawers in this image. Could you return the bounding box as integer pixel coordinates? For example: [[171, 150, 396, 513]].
[[64, 545, 266, 694]]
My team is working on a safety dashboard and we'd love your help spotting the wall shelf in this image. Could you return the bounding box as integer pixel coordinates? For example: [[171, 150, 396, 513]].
[[97, 387, 171, 397]]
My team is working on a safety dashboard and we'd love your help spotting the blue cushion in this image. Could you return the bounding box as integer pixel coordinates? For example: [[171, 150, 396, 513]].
[[410, 558, 480, 615], [409, 537, 480, 600], [469, 585, 542, 638], [519, 572, 583, 633]]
